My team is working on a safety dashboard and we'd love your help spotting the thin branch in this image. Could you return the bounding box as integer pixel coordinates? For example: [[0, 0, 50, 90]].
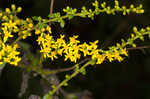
[[42, 57, 91, 75], [127, 45, 150, 50], [50, 0, 54, 15], [49, 0, 54, 26], [54, 57, 91, 73], [48, 60, 93, 99]]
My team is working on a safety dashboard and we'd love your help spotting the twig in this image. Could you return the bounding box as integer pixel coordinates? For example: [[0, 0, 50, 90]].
[[50, 0, 54, 15], [53, 57, 91, 73], [127, 45, 150, 50], [42, 57, 91, 75], [48, 60, 93, 99]]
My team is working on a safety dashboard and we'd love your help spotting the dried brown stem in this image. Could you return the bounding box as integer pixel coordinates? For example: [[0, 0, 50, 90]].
[[127, 45, 150, 50], [50, 0, 54, 15], [53, 57, 91, 74]]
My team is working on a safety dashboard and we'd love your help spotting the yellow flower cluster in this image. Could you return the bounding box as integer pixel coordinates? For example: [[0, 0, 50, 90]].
[[1, 20, 18, 42], [0, 43, 21, 65], [100, 0, 144, 15], [0, 4, 33, 41], [0, 4, 38, 66], [18, 18, 34, 39], [104, 48, 128, 62], [37, 25, 128, 64], [0, 5, 23, 66]]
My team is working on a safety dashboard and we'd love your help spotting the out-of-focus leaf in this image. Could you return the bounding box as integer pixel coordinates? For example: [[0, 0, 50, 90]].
[[0, 62, 6, 76], [43, 94, 49, 99], [18, 41, 31, 51], [0, 62, 6, 70], [38, 22, 46, 29], [32, 16, 42, 21], [60, 20, 65, 28]]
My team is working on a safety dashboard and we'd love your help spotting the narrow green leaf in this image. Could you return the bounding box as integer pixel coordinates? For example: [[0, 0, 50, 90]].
[[38, 22, 46, 29], [89, 59, 96, 66], [60, 20, 65, 28], [80, 68, 86, 75]]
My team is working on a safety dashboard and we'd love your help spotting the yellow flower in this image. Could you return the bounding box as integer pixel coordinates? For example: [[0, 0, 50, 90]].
[[63, 44, 69, 54], [28, 23, 33, 28], [35, 29, 41, 35], [72, 45, 80, 53], [2, 20, 18, 29], [72, 53, 80, 63], [40, 47, 51, 58], [96, 54, 105, 64], [105, 51, 114, 62], [37, 33, 45, 44], [2, 26, 13, 42], [5, 8, 11, 14], [79, 42, 90, 56], [89, 40, 99, 50], [0, 49, 5, 60], [121, 48, 128, 56], [14, 19, 21, 25], [10, 57, 21, 66], [69, 35, 80, 45], [46, 25, 52, 33], [41, 28, 45, 32], [91, 49, 99, 59], [49, 51, 58, 61], [64, 53, 73, 61], [0, 44, 21, 66], [11, 4, 16, 11], [113, 50, 123, 62], [57, 49, 63, 56], [2, 16, 8, 21], [16, 7, 22, 13], [56, 35, 65, 48], [4, 57, 11, 63], [45, 34, 53, 41], [21, 30, 31, 39]]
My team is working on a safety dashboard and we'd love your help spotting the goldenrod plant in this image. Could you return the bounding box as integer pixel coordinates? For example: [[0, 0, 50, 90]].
[[0, 0, 149, 99]]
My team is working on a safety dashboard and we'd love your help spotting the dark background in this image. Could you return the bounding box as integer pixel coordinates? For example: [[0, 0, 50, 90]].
[[0, 0, 150, 99]]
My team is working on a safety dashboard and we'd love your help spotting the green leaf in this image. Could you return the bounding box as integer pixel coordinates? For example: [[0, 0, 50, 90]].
[[65, 74, 70, 79], [80, 67, 86, 75], [68, 15, 74, 20], [48, 13, 55, 18], [32, 16, 42, 21], [75, 64, 79, 71], [63, 82, 68, 86], [89, 59, 96, 66], [60, 20, 65, 28], [38, 22, 46, 29], [43, 91, 53, 99]]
